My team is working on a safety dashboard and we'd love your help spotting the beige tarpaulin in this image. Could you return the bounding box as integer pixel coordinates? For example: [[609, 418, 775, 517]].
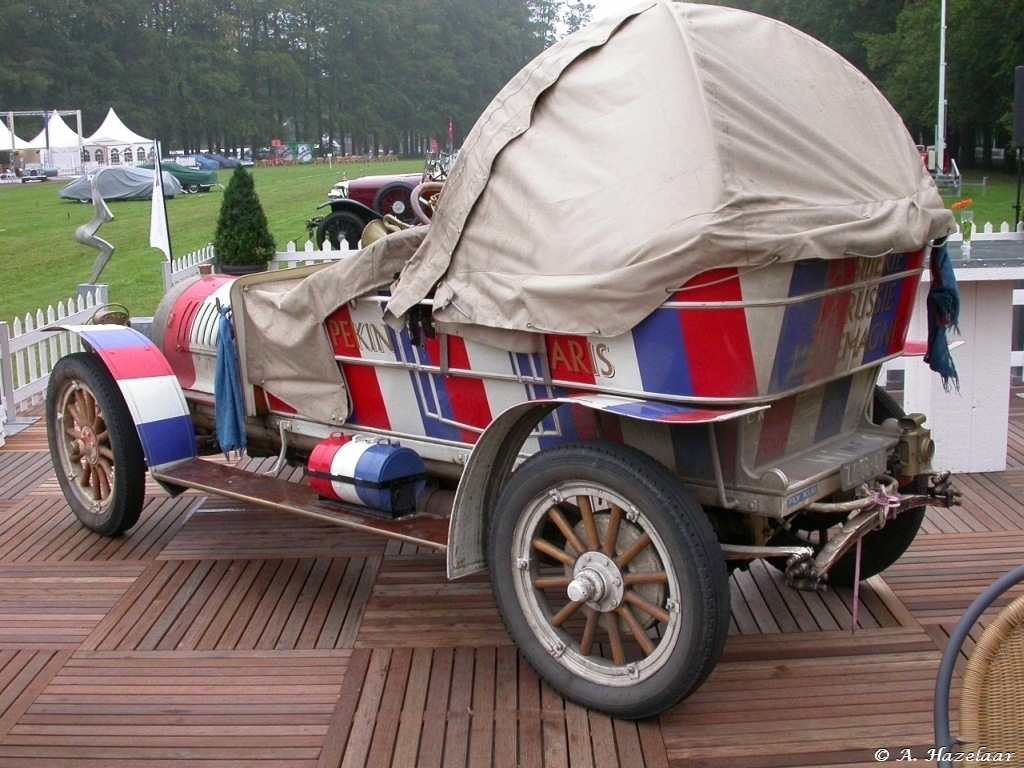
[[237, 0, 955, 422], [384, 0, 954, 338]]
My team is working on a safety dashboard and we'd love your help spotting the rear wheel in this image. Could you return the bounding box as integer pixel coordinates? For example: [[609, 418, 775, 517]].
[[46, 353, 146, 536], [316, 210, 366, 250], [374, 183, 417, 224], [489, 441, 730, 719], [769, 386, 927, 585]]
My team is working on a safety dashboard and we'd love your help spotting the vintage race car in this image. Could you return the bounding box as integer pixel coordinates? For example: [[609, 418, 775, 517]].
[[308, 151, 455, 249], [45, 2, 957, 719]]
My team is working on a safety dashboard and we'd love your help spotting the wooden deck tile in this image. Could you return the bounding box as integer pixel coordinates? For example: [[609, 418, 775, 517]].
[[0, 650, 348, 767]]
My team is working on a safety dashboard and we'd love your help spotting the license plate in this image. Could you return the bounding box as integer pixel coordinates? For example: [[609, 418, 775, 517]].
[[840, 448, 887, 490]]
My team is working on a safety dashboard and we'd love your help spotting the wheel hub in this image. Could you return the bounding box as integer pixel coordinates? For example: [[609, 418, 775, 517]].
[[568, 551, 624, 612], [78, 425, 100, 464]]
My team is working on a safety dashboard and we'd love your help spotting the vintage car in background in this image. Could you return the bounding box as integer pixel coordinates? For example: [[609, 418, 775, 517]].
[[308, 151, 456, 249], [140, 161, 218, 194], [45, 2, 957, 719], [59, 165, 182, 201]]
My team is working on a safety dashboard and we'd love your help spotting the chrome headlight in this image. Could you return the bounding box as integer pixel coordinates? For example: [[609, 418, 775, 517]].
[[327, 181, 349, 199]]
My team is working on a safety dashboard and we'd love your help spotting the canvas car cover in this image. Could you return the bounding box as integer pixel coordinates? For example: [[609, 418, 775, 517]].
[[238, 0, 955, 424], [383, 0, 955, 339], [60, 166, 181, 202]]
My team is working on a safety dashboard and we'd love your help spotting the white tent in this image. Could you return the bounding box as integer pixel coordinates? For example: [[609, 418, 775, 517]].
[[84, 108, 153, 166], [25, 112, 84, 171], [0, 121, 30, 152], [26, 112, 82, 149]]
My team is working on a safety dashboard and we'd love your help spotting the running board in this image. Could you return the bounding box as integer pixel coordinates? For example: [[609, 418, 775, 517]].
[[151, 458, 449, 551]]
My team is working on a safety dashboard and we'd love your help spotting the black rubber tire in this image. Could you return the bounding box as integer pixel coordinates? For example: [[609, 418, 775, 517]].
[[770, 386, 927, 586], [185, 182, 200, 194], [488, 440, 730, 719], [46, 353, 146, 536], [316, 210, 366, 250], [373, 183, 417, 224]]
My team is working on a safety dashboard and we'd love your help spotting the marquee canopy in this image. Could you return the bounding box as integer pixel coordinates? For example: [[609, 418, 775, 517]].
[[26, 112, 82, 149], [85, 108, 152, 146]]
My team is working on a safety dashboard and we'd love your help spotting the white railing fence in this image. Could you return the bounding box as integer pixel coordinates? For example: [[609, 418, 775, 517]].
[[0, 286, 110, 420], [162, 240, 349, 291]]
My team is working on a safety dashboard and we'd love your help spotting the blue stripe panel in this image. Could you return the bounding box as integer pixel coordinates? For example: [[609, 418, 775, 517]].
[[79, 326, 152, 351], [769, 260, 831, 393], [390, 328, 464, 442], [632, 308, 693, 396], [862, 276, 904, 364], [136, 414, 197, 468], [602, 401, 697, 420], [814, 376, 853, 443]]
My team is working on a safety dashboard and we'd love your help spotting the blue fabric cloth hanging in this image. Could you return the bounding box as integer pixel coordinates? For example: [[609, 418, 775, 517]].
[[922, 241, 960, 392], [215, 304, 247, 456]]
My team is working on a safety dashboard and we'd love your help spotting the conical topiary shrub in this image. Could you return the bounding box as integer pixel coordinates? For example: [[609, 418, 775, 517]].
[[213, 164, 276, 272]]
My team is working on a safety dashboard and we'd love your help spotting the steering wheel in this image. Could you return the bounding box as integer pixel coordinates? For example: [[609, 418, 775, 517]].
[[410, 181, 444, 225]]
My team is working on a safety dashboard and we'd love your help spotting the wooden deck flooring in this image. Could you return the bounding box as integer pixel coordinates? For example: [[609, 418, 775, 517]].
[[1, 398, 1022, 767]]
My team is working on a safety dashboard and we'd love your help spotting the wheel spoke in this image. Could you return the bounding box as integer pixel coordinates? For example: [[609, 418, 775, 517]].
[[616, 604, 656, 656], [547, 506, 588, 556], [616, 532, 653, 568], [551, 598, 585, 628], [577, 494, 601, 550], [533, 575, 573, 590], [580, 608, 600, 656], [602, 612, 627, 665], [624, 589, 670, 625], [602, 504, 623, 556], [532, 537, 577, 568], [624, 570, 669, 586]]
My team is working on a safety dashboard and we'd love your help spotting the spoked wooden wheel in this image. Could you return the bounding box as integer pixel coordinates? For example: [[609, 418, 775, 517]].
[[489, 441, 729, 719], [46, 353, 145, 536]]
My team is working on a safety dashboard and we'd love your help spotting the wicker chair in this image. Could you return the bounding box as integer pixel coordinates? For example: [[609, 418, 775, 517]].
[[934, 563, 1024, 768]]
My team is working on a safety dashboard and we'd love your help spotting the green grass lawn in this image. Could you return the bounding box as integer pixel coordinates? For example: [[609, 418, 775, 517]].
[[0, 160, 423, 325], [1, 165, 1020, 326]]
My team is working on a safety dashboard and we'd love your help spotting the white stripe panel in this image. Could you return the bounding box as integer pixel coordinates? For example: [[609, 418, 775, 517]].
[[741, 263, 792, 393], [463, 340, 539, 452], [592, 330, 644, 393], [330, 439, 372, 504], [117, 375, 190, 426], [376, 366, 429, 437]]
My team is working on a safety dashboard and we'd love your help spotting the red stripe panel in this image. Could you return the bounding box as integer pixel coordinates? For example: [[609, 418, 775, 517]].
[[325, 306, 391, 430], [546, 335, 598, 386], [437, 336, 492, 442], [807, 260, 855, 379], [99, 344, 176, 380], [677, 269, 758, 397]]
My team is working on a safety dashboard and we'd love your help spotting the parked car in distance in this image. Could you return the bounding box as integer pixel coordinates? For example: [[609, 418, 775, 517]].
[[309, 151, 457, 249], [140, 161, 217, 194], [21, 163, 55, 182], [59, 165, 182, 201]]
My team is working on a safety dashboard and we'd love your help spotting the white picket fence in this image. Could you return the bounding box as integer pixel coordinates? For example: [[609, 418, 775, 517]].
[[0, 286, 111, 442], [162, 240, 350, 291]]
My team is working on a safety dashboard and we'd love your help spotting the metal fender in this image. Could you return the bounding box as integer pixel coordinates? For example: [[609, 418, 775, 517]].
[[316, 198, 379, 218], [53, 325, 197, 478], [446, 394, 768, 579]]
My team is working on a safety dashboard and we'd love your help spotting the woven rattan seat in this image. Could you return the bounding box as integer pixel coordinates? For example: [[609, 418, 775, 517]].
[[934, 564, 1024, 768]]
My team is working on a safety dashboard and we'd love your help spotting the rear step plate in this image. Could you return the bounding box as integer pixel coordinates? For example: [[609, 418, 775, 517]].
[[152, 458, 449, 550]]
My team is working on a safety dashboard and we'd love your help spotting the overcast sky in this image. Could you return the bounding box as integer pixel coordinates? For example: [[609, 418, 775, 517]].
[[587, 0, 648, 22]]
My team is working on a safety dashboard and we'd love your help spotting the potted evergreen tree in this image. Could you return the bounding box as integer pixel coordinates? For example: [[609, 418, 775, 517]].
[[213, 164, 276, 275]]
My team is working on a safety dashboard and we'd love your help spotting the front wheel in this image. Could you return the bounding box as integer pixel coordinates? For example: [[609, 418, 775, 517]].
[[46, 353, 146, 536], [488, 441, 730, 719], [316, 210, 366, 250]]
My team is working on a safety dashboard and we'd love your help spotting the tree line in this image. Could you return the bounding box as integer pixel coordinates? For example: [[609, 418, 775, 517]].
[[1, 0, 1020, 168]]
